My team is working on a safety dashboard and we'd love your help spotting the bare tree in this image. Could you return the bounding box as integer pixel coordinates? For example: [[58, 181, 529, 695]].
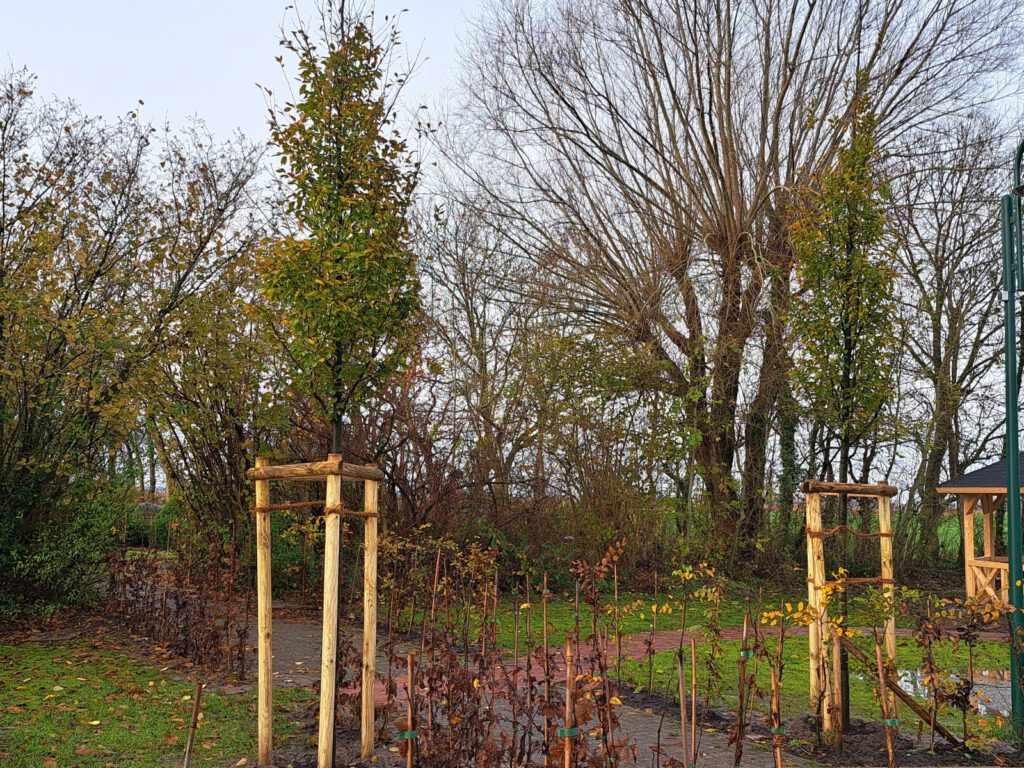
[[442, 0, 1018, 561], [890, 117, 1008, 562]]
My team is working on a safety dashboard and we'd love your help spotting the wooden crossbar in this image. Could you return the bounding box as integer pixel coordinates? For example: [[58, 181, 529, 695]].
[[254, 500, 325, 512], [806, 525, 893, 540], [251, 502, 377, 518], [246, 460, 384, 483], [822, 576, 894, 587], [801, 479, 897, 497]]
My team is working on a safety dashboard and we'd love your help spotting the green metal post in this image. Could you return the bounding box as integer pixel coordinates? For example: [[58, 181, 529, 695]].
[[1002, 189, 1024, 741]]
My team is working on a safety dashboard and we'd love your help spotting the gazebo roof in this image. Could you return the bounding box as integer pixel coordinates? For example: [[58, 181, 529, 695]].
[[936, 453, 1024, 495]]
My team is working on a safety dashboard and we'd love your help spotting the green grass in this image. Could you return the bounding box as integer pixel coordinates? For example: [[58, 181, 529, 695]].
[[0, 640, 315, 768], [487, 582, 795, 649], [617, 635, 1012, 743], [486, 583, 922, 651]]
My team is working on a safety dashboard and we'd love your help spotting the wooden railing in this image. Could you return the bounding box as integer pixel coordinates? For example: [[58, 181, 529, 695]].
[[967, 555, 1009, 604]]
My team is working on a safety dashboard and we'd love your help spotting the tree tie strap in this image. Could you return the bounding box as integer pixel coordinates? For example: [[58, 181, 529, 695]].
[[738, 650, 753, 659], [770, 727, 785, 734], [883, 719, 899, 727], [396, 730, 417, 739], [557, 726, 579, 738]]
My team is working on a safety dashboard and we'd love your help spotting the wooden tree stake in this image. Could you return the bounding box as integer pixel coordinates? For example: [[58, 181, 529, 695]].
[[317, 457, 343, 768], [254, 457, 273, 766], [362, 471, 380, 760], [878, 493, 897, 716], [805, 490, 826, 718]]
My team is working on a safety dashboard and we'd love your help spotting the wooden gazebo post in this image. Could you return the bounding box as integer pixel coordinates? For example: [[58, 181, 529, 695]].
[[937, 460, 1018, 606]]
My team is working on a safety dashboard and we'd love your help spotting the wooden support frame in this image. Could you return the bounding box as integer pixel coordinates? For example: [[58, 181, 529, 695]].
[[804, 480, 898, 730], [247, 455, 383, 768]]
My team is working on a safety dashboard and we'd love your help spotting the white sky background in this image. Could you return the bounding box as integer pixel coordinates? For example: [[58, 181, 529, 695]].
[[0, 0, 479, 144]]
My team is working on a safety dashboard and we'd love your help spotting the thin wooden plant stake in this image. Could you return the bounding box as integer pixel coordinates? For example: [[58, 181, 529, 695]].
[[613, 564, 622, 684], [691, 637, 698, 767], [405, 653, 417, 768], [831, 629, 844, 750], [423, 546, 442, 655], [678, 650, 689, 767], [253, 457, 272, 766], [563, 638, 575, 768], [543, 573, 552, 768], [525, 577, 534, 762], [768, 612, 786, 768], [182, 682, 204, 768], [734, 606, 750, 767], [875, 640, 897, 768]]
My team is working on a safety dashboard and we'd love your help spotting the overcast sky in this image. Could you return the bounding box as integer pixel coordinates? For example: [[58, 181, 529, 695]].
[[1, 0, 478, 142]]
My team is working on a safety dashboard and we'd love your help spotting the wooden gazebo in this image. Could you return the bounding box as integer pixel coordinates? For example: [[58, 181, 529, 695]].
[[936, 454, 1023, 604]]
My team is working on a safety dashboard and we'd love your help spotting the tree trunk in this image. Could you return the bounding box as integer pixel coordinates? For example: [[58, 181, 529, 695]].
[[838, 440, 851, 731], [777, 380, 800, 556]]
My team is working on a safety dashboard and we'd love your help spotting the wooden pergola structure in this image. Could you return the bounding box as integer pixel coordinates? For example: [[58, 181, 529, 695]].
[[246, 454, 384, 768], [936, 454, 1023, 605]]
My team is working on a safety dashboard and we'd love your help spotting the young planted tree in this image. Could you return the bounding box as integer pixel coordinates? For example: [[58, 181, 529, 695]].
[[263, 8, 420, 763], [789, 76, 898, 728], [263, 4, 421, 457]]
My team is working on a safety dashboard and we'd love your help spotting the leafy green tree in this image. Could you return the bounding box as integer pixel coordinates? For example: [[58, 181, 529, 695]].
[[789, 76, 897, 727], [263, 6, 421, 455], [0, 71, 259, 612], [146, 257, 289, 547], [790, 82, 896, 488]]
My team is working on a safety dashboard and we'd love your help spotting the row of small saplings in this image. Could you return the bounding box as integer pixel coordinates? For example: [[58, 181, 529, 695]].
[[366, 544, 1008, 768]]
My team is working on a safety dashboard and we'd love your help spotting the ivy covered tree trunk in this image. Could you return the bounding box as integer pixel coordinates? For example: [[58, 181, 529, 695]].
[[777, 379, 800, 554]]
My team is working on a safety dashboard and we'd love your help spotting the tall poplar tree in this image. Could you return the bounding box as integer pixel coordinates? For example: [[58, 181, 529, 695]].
[[789, 75, 897, 727], [264, 3, 420, 456]]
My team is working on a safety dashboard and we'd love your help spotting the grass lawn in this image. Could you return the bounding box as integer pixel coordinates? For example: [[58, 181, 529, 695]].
[[617, 635, 1011, 744], [0, 640, 315, 768], [486, 580, 929, 651]]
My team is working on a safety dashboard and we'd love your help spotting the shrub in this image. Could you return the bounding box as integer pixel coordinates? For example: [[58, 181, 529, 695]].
[[1, 480, 134, 616]]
